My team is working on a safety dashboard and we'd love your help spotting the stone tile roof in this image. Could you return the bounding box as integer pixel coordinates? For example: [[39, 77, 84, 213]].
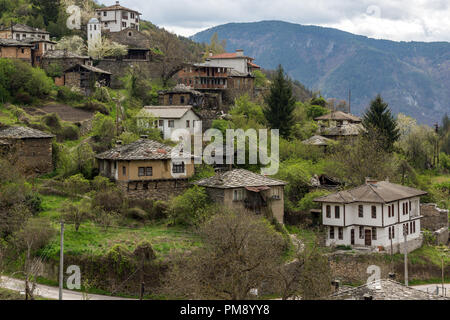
[[319, 123, 364, 137], [137, 106, 199, 119], [330, 279, 449, 300], [65, 64, 112, 75], [0, 39, 33, 47], [315, 111, 362, 122], [159, 85, 203, 96], [95, 139, 193, 161], [0, 126, 54, 139], [95, 1, 141, 15], [229, 69, 253, 77], [302, 135, 333, 146], [193, 169, 287, 189], [0, 24, 49, 34], [314, 181, 427, 204], [42, 50, 90, 60]]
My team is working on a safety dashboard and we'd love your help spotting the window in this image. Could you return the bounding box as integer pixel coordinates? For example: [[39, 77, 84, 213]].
[[233, 189, 244, 201], [326, 205, 331, 218], [372, 227, 377, 240], [172, 162, 185, 174], [186, 120, 190, 128], [389, 226, 395, 240], [103, 11, 107, 16], [359, 226, 364, 239], [159, 120, 164, 127], [338, 227, 343, 240], [358, 205, 363, 218], [21, 49, 24, 54], [138, 167, 145, 177], [146, 167, 153, 176], [371, 206, 377, 219], [168, 120, 175, 128], [122, 166, 126, 176], [180, 96, 185, 104], [388, 205, 391, 218], [335, 206, 340, 219], [413, 221, 416, 233], [122, 22, 127, 28], [44, 44, 47, 50], [329, 227, 335, 239], [131, 13, 135, 19], [272, 187, 281, 200]]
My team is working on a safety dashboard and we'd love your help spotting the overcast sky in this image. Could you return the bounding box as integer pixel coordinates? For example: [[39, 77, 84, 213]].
[[100, 0, 450, 42]]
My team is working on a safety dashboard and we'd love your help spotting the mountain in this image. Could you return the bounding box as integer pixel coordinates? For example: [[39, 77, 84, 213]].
[[192, 20, 450, 125]]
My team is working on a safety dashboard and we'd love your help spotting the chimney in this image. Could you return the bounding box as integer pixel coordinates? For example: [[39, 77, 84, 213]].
[[365, 177, 378, 185], [116, 1, 120, 5], [209, 50, 213, 57], [236, 49, 244, 57]]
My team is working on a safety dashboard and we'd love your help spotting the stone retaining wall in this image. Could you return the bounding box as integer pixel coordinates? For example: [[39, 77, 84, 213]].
[[117, 179, 190, 201]]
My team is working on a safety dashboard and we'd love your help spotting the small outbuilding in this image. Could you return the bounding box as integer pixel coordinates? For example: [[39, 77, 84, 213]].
[[62, 64, 112, 95]]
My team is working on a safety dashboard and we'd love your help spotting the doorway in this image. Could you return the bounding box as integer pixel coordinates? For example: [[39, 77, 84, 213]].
[[365, 229, 372, 246], [351, 229, 355, 245]]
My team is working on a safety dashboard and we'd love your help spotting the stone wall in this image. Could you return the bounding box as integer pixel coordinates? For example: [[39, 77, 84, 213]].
[[421, 203, 449, 231], [117, 179, 190, 201], [6, 138, 53, 175], [434, 227, 449, 245]]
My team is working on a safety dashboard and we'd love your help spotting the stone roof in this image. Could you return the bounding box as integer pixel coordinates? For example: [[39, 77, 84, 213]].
[[329, 279, 449, 300], [159, 84, 203, 96], [137, 106, 200, 119], [302, 135, 333, 146], [96, 139, 193, 161], [315, 111, 362, 122], [95, 1, 141, 15], [229, 69, 253, 77], [42, 50, 90, 60], [0, 126, 54, 139], [22, 37, 56, 44], [193, 169, 287, 189], [0, 39, 34, 47], [0, 24, 49, 34], [314, 181, 427, 204], [319, 123, 364, 137], [65, 64, 112, 75]]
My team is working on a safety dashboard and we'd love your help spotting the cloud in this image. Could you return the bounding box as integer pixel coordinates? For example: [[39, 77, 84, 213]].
[[100, 0, 450, 41]]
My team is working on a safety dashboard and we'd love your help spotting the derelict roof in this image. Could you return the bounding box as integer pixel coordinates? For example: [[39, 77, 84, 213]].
[[320, 123, 364, 137], [64, 64, 112, 75], [193, 169, 287, 189], [314, 181, 427, 204], [0, 39, 33, 47], [22, 37, 57, 44], [0, 23, 49, 34], [96, 139, 193, 161], [137, 106, 200, 119], [159, 84, 203, 96], [95, 2, 142, 15], [302, 135, 333, 146], [43, 50, 90, 60], [0, 126, 54, 139], [315, 111, 362, 122]]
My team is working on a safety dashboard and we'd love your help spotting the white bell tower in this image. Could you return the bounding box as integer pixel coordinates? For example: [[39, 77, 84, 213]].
[[87, 18, 101, 54]]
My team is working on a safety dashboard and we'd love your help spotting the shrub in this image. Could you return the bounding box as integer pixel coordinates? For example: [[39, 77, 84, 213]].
[[92, 189, 125, 213], [25, 193, 43, 216], [57, 86, 84, 102], [80, 100, 110, 115], [296, 190, 331, 212], [64, 174, 91, 196], [126, 207, 148, 221], [59, 124, 80, 141], [168, 186, 210, 226], [41, 113, 62, 132], [91, 176, 114, 191]]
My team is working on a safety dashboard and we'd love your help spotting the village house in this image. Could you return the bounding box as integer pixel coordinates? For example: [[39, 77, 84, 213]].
[[207, 49, 261, 75], [95, 1, 141, 32], [61, 64, 112, 95], [0, 39, 33, 63], [41, 50, 92, 73], [315, 179, 428, 253], [0, 23, 50, 41], [23, 37, 56, 67], [103, 28, 151, 61], [96, 138, 195, 200], [136, 106, 202, 140], [193, 169, 287, 224], [302, 135, 333, 150], [315, 111, 364, 142], [0, 125, 54, 175], [158, 84, 205, 108]]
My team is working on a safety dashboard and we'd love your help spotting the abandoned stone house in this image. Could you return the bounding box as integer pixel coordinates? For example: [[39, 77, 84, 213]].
[[41, 50, 92, 76], [302, 135, 334, 150], [0, 125, 54, 175], [60, 64, 112, 95], [193, 169, 287, 224], [0, 39, 33, 63], [95, 138, 196, 201], [315, 111, 364, 142], [0, 23, 50, 41], [315, 179, 428, 253], [104, 28, 151, 61], [95, 1, 141, 32], [158, 85, 205, 108], [136, 106, 202, 140]]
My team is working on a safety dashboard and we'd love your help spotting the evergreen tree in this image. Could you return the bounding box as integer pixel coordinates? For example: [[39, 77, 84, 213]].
[[362, 95, 400, 152], [264, 65, 296, 139]]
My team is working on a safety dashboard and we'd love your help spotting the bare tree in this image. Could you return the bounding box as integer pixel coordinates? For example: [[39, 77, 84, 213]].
[[165, 210, 286, 300]]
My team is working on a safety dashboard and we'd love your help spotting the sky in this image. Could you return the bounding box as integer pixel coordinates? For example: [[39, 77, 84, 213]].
[[100, 0, 450, 42]]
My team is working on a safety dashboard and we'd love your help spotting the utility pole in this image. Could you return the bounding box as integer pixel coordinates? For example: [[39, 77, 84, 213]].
[[403, 225, 408, 286], [59, 221, 64, 301], [348, 89, 351, 114]]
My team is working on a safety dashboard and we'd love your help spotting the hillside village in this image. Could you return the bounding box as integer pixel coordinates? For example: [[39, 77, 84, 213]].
[[0, 0, 449, 301]]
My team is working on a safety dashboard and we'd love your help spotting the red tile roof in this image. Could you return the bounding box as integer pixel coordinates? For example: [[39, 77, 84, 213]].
[[209, 52, 240, 59], [95, 2, 141, 15], [248, 61, 261, 69]]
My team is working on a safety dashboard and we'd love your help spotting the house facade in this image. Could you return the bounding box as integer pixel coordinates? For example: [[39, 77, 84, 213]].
[[158, 85, 205, 108], [193, 169, 287, 224], [207, 49, 261, 75], [0, 126, 54, 175], [315, 180, 427, 253], [0, 39, 33, 63], [95, 1, 141, 32], [62, 64, 111, 95], [0, 24, 50, 41], [96, 138, 195, 200], [136, 106, 201, 140]]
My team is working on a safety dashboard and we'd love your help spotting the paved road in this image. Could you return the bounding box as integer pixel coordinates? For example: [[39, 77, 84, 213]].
[[0, 276, 136, 300], [411, 283, 450, 297]]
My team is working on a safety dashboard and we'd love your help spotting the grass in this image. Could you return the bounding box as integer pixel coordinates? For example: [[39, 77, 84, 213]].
[[0, 287, 52, 300], [391, 245, 448, 267], [38, 222, 202, 261], [38, 194, 75, 220]]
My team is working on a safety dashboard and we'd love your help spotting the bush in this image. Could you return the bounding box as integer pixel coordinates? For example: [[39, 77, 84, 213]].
[[80, 100, 110, 115], [126, 207, 148, 221], [92, 189, 125, 213], [296, 190, 331, 212], [168, 186, 210, 226], [41, 113, 62, 132], [64, 174, 91, 196], [59, 124, 80, 141], [25, 193, 43, 216], [91, 176, 114, 191], [57, 86, 84, 102]]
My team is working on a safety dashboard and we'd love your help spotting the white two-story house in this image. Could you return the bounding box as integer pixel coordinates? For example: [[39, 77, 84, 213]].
[[95, 1, 141, 32], [136, 106, 202, 140], [315, 179, 427, 253]]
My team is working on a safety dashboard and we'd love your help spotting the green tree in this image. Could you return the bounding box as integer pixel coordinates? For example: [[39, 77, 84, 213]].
[[362, 95, 400, 151], [202, 32, 226, 59], [264, 65, 296, 139]]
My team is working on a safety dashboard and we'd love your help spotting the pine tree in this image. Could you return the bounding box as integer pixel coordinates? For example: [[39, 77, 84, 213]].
[[264, 65, 296, 139], [362, 95, 400, 152]]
